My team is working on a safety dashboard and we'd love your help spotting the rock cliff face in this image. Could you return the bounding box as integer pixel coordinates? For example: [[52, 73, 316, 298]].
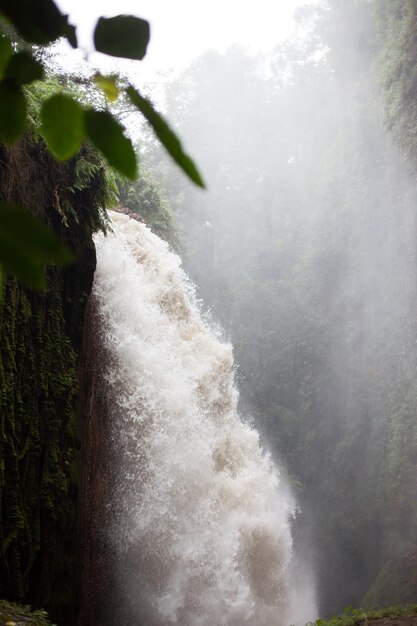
[[78, 300, 115, 626], [0, 135, 108, 625]]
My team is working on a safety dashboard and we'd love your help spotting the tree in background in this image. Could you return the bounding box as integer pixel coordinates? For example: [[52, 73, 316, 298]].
[[375, 1, 417, 170]]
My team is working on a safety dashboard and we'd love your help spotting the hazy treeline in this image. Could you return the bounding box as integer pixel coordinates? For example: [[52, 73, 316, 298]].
[[142, 0, 417, 616]]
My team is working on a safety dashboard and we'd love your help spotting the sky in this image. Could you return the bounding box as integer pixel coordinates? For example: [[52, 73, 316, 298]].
[[55, 0, 319, 82]]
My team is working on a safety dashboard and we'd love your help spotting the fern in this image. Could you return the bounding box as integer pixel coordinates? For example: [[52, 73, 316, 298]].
[[73, 157, 100, 191]]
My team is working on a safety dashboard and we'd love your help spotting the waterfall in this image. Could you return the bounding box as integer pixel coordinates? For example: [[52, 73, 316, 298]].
[[88, 210, 297, 625]]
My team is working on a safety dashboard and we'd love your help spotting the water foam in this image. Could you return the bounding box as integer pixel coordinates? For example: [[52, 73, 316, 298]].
[[92, 211, 296, 625]]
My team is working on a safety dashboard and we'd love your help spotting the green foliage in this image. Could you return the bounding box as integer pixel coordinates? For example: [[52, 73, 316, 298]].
[[376, 1, 417, 170], [128, 87, 205, 188], [117, 168, 179, 249], [4, 52, 44, 85], [0, 0, 204, 291], [308, 604, 417, 626], [84, 109, 137, 180], [0, 74, 116, 289], [0, 0, 202, 183], [363, 550, 417, 609], [40, 94, 84, 160], [0, 599, 54, 625], [0, 83, 27, 144], [0, 275, 79, 620], [0, 48, 45, 145], [93, 73, 119, 103], [0, 34, 12, 76], [0, 202, 73, 289]]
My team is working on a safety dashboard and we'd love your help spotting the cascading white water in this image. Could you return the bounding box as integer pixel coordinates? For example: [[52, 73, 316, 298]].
[[92, 210, 297, 626]]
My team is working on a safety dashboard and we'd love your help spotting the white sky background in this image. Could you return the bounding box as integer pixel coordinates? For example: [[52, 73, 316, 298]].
[[54, 0, 319, 85]]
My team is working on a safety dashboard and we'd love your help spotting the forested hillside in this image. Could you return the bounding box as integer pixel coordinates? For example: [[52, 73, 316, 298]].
[[143, 0, 417, 616]]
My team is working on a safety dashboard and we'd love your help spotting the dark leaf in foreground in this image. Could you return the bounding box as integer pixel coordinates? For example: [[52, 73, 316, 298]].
[[41, 94, 84, 160], [0, 36, 12, 79], [84, 109, 137, 179], [0, 202, 74, 289], [0, 0, 77, 45], [5, 52, 44, 85], [0, 83, 27, 144], [127, 86, 205, 188], [94, 15, 150, 60]]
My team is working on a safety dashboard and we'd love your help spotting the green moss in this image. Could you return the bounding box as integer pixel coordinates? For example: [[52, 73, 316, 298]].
[[117, 168, 180, 250], [0, 270, 82, 619], [0, 599, 54, 625], [0, 131, 110, 624], [308, 604, 417, 626], [362, 550, 417, 609]]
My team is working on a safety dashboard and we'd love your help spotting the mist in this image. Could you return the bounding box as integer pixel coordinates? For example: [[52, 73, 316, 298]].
[[140, 1, 417, 617]]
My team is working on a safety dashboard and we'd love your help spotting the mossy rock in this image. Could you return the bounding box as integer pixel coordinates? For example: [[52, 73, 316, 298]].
[[362, 548, 417, 609], [0, 134, 108, 624], [0, 600, 53, 625]]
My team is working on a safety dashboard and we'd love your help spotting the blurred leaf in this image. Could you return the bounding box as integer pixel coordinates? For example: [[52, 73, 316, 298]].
[[94, 73, 120, 103], [0, 0, 77, 46], [41, 94, 84, 160], [94, 15, 150, 60], [0, 83, 27, 144], [0, 202, 74, 289], [84, 109, 137, 179], [5, 52, 44, 85], [0, 36, 13, 79], [127, 86, 205, 188], [63, 21, 77, 48]]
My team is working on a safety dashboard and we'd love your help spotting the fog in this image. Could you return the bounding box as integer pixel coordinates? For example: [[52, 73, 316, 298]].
[[141, 2, 417, 617]]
